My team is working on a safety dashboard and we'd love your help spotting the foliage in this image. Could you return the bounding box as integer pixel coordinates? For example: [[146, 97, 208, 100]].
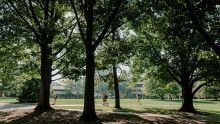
[[132, 0, 220, 96], [203, 82, 220, 100], [143, 78, 166, 99], [185, 0, 220, 56], [16, 78, 40, 103], [63, 78, 85, 98]]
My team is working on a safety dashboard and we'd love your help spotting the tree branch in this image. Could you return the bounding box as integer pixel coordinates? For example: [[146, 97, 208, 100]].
[[192, 80, 214, 96], [8, 0, 41, 44], [44, 0, 49, 21], [185, 0, 220, 56], [28, 0, 42, 32], [93, 0, 124, 49], [70, 0, 86, 43], [52, 66, 66, 77], [53, 22, 77, 56], [52, 39, 80, 62], [36, 0, 44, 10], [52, 76, 67, 82], [144, 32, 182, 85]]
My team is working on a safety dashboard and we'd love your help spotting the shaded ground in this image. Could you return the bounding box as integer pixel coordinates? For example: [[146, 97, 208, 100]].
[[0, 109, 220, 124]]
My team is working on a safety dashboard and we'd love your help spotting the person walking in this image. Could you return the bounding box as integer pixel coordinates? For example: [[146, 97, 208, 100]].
[[102, 94, 108, 106], [52, 95, 58, 105], [137, 94, 141, 105]]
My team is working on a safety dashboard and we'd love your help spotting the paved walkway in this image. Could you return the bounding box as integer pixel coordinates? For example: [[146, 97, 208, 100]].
[[0, 103, 36, 110], [0, 103, 176, 120], [0, 103, 104, 111]]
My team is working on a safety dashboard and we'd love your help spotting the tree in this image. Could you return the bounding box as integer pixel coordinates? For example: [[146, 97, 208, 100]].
[[0, 8, 40, 97], [64, 78, 85, 98], [70, 0, 144, 121], [203, 84, 220, 100], [165, 82, 181, 100], [16, 78, 40, 103], [144, 77, 167, 100], [144, 79, 180, 100], [132, 0, 220, 113], [3, 0, 77, 111], [96, 28, 134, 109]]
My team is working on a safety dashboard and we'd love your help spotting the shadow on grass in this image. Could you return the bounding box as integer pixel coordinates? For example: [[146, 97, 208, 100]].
[[7, 110, 84, 124], [98, 112, 153, 124], [113, 107, 177, 114], [3, 109, 152, 124], [0, 111, 10, 124], [1, 108, 220, 124], [113, 107, 220, 123]]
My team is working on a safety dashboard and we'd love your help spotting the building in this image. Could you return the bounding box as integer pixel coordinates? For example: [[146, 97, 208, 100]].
[[131, 82, 144, 97], [50, 82, 74, 98]]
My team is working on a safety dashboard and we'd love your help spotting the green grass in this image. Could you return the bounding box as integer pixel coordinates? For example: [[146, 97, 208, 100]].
[[1, 97, 220, 115], [0, 97, 18, 103], [1, 98, 220, 123], [52, 98, 220, 115]]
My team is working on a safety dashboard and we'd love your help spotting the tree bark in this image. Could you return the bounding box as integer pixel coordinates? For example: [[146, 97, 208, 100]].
[[113, 64, 121, 109], [35, 43, 53, 111], [80, 49, 98, 121], [161, 95, 164, 101], [179, 84, 196, 113]]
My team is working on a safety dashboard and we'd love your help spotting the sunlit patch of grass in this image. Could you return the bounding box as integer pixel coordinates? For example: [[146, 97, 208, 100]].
[[0, 98, 18, 103]]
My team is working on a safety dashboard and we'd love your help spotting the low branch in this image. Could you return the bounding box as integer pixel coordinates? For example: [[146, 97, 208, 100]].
[[192, 80, 214, 96], [52, 76, 67, 82], [52, 67, 66, 77]]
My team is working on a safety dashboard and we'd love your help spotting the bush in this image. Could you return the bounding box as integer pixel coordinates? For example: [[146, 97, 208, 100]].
[[16, 78, 40, 103]]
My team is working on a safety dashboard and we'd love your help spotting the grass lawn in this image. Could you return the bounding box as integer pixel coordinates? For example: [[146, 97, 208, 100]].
[[1, 97, 220, 114], [0, 97, 17, 103], [52, 98, 220, 115], [1, 98, 220, 123]]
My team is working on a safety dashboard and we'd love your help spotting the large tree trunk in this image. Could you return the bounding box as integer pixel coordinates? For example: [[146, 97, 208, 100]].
[[80, 50, 98, 121], [179, 84, 196, 113], [35, 43, 52, 111], [113, 64, 121, 109]]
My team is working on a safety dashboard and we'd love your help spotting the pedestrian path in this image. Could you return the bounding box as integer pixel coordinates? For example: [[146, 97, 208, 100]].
[[0, 103, 36, 110]]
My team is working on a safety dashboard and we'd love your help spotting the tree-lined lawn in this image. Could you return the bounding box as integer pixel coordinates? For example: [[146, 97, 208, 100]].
[[52, 99, 220, 115], [1, 98, 220, 123], [1, 98, 220, 115]]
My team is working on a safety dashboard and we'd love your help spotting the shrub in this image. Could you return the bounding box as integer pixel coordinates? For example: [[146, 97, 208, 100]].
[[16, 78, 40, 103]]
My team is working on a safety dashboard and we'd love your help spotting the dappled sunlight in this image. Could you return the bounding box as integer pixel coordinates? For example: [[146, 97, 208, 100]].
[[0, 106, 220, 123], [1, 99, 220, 123]]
